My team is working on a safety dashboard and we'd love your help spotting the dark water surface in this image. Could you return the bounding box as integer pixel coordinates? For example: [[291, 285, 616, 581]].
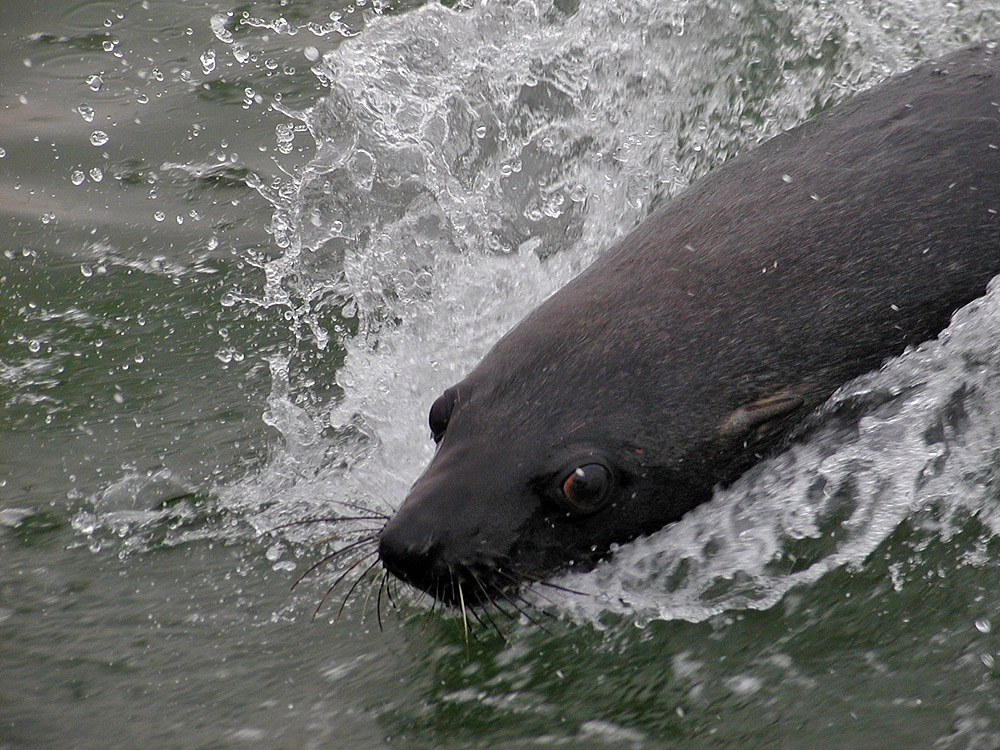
[[5, 0, 1000, 748]]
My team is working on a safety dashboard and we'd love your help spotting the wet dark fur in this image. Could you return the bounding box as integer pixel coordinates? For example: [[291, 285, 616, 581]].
[[377, 43, 1000, 607]]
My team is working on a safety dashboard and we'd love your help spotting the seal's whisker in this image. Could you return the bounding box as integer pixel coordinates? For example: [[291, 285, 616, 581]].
[[268, 515, 389, 533], [492, 599, 516, 621], [478, 603, 507, 640], [321, 497, 391, 518], [291, 534, 378, 590], [309, 527, 383, 548], [335, 556, 382, 622], [385, 575, 399, 611], [358, 562, 386, 621], [497, 590, 550, 633], [420, 592, 438, 632], [376, 571, 388, 632], [471, 574, 508, 641], [312, 549, 378, 619], [490, 567, 562, 609], [457, 581, 471, 649], [522, 575, 589, 597]]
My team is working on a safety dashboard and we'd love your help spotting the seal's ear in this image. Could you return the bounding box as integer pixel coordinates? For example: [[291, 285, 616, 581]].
[[719, 393, 804, 438]]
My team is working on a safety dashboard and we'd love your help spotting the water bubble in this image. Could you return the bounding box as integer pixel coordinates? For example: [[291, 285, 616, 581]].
[[76, 104, 95, 122], [200, 49, 216, 75], [89, 167, 103, 182], [41, 212, 55, 224], [102, 40, 115, 52], [304, 46, 319, 62], [151, 68, 164, 82], [71, 170, 86, 185], [90, 130, 110, 147], [153, 211, 165, 222], [86, 74, 103, 92], [136, 93, 149, 104], [28, 340, 41, 353]]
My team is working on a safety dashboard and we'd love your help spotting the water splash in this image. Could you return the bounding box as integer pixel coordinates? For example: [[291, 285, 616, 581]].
[[228, 0, 1000, 617]]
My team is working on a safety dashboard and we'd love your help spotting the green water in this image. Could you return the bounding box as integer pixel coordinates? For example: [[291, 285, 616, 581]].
[[5, 0, 1000, 747]]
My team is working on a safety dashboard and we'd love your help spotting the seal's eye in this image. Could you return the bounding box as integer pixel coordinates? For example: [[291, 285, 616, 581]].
[[560, 463, 611, 514], [428, 390, 456, 443]]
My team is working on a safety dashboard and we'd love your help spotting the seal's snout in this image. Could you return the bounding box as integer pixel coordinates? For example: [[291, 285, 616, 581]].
[[377, 513, 440, 588]]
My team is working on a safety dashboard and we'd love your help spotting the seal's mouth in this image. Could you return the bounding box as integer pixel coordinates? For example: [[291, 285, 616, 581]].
[[376, 525, 528, 608]]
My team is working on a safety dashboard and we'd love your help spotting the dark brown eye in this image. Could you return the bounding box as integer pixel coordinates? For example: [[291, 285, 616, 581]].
[[428, 390, 456, 443], [560, 463, 611, 513]]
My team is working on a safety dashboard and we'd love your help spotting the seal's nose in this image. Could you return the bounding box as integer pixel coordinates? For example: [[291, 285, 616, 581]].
[[377, 510, 441, 587]]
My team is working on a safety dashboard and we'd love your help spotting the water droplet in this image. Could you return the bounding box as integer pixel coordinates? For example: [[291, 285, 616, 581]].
[[113, 391, 125, 404], [151, 68, 164, 82], [76, 104, 95, 122], [134, 354, 144, 364], [71, 169, 86, 185], [781, 173, 793, 183], [136, 93, 149, 105], [89, 167, 103, 182], [28, 339, 41, 353], [976, 617, 992, 633], [200, 49, 216, 75], [86, 74, 103, 92], [475, 125, 487, 138], [81, 264, 94, 277], [102, 40, 115, 52], [0, 148, 6, 158], [90, 131, 110, 147], [41, 212, 55, 224], [153, 211, 165, 222], [210, 14, 234, 44], [233, 43, 250, 64], [304, 46, 319, 62]]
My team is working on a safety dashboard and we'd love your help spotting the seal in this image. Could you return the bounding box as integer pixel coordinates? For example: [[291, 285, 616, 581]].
[[377, 43, 1000, 606]]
